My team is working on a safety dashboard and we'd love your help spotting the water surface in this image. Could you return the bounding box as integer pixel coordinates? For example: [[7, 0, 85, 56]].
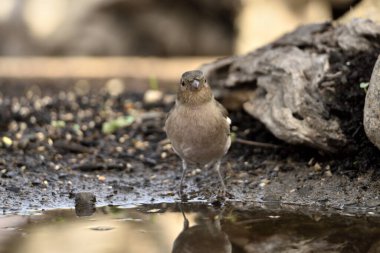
[[1, 203, 380, 253]]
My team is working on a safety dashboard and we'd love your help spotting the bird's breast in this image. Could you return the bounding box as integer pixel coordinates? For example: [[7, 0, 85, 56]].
[[165, 103, 230, 165]]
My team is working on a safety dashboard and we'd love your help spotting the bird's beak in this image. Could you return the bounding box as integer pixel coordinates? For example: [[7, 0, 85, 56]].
[[191, 80, 200, 89]]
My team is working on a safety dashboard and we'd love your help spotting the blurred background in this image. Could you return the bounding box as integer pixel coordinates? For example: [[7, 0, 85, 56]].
[[0, 0, 374, 57], [0, 2, 379, 252]]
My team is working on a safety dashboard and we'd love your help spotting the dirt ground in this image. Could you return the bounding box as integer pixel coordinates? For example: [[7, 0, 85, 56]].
[[0, 79, 380, 214]]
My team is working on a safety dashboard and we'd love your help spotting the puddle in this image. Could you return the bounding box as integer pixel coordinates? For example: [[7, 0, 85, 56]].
[[1, 203, 380, 253]]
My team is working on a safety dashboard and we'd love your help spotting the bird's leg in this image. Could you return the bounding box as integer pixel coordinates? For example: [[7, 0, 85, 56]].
[[179, 159, 188, 198], [203, 163, 212, 177], [214, 160, 226, 197]]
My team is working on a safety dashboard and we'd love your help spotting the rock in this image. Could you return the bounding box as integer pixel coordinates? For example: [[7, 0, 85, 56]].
[[202, 19, 380, 153], [6, 186, 21, 193], [74, 192, 96, 217], [53, 140, 91, 154], [364, 55, 380, 150]]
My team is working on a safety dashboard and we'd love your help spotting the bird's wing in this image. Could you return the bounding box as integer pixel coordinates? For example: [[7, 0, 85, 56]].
[[214, 100, 228, 118], [163, 105, 175, 132], [214, 99, 231, 124], [214, 99, 231, 139]]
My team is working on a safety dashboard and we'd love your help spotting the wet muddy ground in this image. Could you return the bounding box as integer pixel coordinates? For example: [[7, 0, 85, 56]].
[[2, 203, 380, 253], [0, 80, 380, 215]]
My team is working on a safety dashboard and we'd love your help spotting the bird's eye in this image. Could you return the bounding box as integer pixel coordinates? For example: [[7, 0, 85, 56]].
[[181, 80, 185, 86], [205, 79, 207, 83]]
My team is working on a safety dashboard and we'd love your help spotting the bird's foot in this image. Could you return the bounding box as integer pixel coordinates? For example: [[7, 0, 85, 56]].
[[211, 190, 234, 207], [224, 191, 234, 199], [178, 189, 189, 202], [180, 192, 189, 202], [211, 198, 224, 207], [217, 188, 234, 200], [211, 193, 229, 207]]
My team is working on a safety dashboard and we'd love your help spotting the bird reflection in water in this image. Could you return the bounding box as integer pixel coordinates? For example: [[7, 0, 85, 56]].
[[171, 205, 232, 253]]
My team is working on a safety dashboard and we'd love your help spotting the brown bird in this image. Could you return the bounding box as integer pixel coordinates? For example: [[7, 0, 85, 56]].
[[164, 70, 231, 198]]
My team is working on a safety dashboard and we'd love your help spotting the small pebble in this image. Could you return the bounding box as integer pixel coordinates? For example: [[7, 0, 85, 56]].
[[106, 78, 125, 96], [313, 163, 322, 172], [325, 170, 333, 177], [143, 90, 163, 104], [97, 175, 106, 182], [259, 178, 270, 188], [2, 136, 12, 147]]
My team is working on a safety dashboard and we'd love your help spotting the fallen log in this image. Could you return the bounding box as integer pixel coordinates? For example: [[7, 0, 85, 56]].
[[202, 19, 380, 153]]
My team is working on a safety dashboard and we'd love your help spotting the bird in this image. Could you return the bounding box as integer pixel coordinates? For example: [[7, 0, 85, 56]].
[[164, 70, 231, 199]]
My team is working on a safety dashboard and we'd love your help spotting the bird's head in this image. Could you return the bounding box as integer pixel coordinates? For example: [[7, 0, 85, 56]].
[[177, 70, 213, 106]]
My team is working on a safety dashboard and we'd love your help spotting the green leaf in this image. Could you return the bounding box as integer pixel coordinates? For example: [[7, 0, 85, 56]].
[[360, 82, 369, 89], [51, 120, 66, 128], [149, 76, 159, 90], [102, 116, 135, 134]]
